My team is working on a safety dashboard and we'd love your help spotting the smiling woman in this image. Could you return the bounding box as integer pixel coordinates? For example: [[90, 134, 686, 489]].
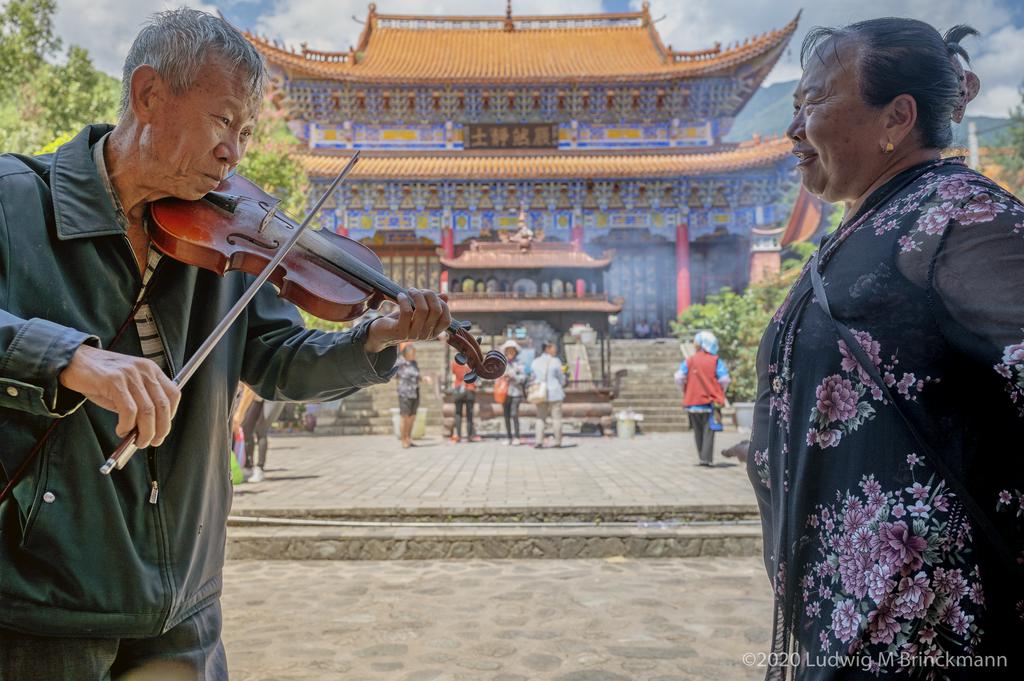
[[749, 17, 1024, 681]]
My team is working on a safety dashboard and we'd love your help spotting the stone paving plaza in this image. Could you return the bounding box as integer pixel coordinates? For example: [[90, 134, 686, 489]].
[[221, 557, 773, 681], [229, 431, 755, 515], [223, 431, 772, 680]]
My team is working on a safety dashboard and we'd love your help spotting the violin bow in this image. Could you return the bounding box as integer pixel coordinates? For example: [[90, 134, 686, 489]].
[[100, 152, 361, 475]]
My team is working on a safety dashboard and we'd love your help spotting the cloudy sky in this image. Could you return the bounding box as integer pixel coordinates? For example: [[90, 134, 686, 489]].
[[45, 0, 1024, 118]]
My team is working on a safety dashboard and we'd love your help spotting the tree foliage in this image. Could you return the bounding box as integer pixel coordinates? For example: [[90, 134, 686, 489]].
[[0, 0, 119, 154], [989, 87, 1024, 195], [236, 104, 308, 217], [671, 277, 792, 403]]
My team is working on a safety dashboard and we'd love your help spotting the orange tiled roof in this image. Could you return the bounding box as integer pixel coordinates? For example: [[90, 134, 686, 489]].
[[781, 185, 825, 246], [246, 7, 799, 83], [448, 296, 623, 315], [441, 242, 613, 270], [298, 137, 792, 180]]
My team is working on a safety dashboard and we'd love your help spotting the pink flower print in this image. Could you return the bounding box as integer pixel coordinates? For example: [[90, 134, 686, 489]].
[[860, 476, 882, 496], [816, 375, 859, 422], [896, 373, 917, 398], [906, 453, 920, 467], [843, 503, 868, 532], [816, 428, 843, 449], [838, 330, 882, 382], [851, 526, 874, 553], [919, 627, 937, 644], [955, 193, 1007, 225], [874, 219, 899, 235], [1002, 343, 1024, 368], [933, 494, 949, 512], [891, 503, 907, 519], [831, 598, 862, 643], [878, 521, 927, 571], [946, 569, 969, 600], [898, 235, 922, 252], [908, 501, 931, 518], [906, 483, 931, 501], [870, 386, 883, 401], [936, 176, 974, 201], [867, 602, 901, 645], [820, 629, 831, 652], [839, 552, 869, 599], [951, 608, 973, 637], [865, 563, 895, 604], [995, 363, 1013, 379], [806, 601, 821, 617], [917, 201, 958, 235], [969, 582, 985, 606], [819, 584, 833, 599], [893, 572, 935, 619], [998, 490, 1014, 507], [884, 372, 897, 387]]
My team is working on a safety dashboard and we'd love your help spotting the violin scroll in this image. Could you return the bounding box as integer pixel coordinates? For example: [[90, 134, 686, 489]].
[[446, 325, 507, 382]]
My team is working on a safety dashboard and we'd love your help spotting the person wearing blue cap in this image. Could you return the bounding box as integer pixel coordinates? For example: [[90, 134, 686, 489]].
[[675, 331, 730, 466]]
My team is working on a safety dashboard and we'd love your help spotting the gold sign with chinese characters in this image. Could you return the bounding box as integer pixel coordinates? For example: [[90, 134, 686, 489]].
[[464, 123, 559, 150]]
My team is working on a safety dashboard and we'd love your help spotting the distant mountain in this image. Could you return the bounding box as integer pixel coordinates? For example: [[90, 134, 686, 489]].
[[725, 79, 1010, 147]]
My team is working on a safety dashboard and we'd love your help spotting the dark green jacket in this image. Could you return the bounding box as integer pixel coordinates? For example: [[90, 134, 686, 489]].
[[0, 125, 396, 637]]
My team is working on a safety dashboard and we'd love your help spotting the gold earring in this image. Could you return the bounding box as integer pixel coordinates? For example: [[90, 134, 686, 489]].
[[884, 142, 895, 153]]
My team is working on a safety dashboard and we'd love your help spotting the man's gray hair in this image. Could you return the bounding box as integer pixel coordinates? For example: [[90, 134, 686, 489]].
[[119, 8, 267, 119]]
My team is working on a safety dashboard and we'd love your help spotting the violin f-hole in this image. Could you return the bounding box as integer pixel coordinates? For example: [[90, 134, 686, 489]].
[[226, 232, 280, 250]]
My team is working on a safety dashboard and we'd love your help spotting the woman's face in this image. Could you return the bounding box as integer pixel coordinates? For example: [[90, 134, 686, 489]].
[[786, 39, 890, 204]]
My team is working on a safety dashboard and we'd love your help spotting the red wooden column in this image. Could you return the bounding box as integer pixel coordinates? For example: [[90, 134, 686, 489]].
[[439, 224, 454, 293], [572, 216, 585, 296], [335, 211, 348, 237], [675, 221, 691, 314]]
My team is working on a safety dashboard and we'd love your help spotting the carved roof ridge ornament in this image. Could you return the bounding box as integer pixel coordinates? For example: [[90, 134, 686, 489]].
[[504, 0, 514, 32]]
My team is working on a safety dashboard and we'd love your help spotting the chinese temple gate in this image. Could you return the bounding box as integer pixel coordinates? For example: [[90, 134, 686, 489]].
[[246, 3, 800, 333]]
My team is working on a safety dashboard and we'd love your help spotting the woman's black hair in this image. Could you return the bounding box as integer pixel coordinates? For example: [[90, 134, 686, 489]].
[[800, 18, 979, 149]]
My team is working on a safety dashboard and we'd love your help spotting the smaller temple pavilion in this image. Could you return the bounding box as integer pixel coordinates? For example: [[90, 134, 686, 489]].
[[439, 220, 625, 434]]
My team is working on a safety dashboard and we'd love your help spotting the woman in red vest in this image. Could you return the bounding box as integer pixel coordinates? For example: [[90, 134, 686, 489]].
[[675, 331, 730, 466]]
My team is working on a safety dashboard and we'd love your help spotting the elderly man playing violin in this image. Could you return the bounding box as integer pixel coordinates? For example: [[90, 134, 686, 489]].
[[0, 9, 450, 679]]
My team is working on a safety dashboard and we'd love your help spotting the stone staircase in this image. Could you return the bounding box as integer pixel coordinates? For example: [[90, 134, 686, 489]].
[[317, 338, 693, 436], [608, 338, 690, 433], [317, 341, 451, 436]]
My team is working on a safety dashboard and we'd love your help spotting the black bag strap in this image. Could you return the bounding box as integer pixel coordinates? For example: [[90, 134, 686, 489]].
[[810, 253, 1022, 576]]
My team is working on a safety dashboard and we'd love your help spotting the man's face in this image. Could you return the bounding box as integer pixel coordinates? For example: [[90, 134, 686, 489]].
[[144, 56, 258, 200]]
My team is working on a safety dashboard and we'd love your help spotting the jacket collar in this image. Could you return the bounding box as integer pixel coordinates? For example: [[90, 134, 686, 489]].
[[51, 124, 124, 240]]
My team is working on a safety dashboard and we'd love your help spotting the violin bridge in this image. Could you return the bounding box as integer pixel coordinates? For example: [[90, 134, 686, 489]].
[[258, 202, 279, 234]]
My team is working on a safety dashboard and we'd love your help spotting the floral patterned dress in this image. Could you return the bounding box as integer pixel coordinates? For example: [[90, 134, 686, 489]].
[[749, 158, 1024, 680]]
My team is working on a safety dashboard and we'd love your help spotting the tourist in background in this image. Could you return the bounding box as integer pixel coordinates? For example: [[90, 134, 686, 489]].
[[451, 356, 481, 443], [499, 340, 527, 445], [232, 384, 284, 482], [395, 345, 429, 448], [529, 341, 566, 448], [675, 331, 729, 466], [634, 319, 651, 339]]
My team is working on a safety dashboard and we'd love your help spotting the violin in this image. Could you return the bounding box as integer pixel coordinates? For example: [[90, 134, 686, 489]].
[[99, 157, 505, 474], [148, 173, 507, 382]]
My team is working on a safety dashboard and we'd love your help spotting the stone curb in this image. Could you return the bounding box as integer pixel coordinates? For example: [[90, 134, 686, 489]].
[[228, 504, 760, 523], [226, 523, 763, 561]]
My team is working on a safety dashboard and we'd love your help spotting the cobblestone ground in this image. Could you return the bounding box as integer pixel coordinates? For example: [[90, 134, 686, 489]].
[[222, 557, 772, 681], [230, 432, 753, 513]]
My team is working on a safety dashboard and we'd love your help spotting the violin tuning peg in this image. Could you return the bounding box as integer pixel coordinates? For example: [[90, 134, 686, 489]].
[[476, 337, 483, 346], [464, 371, 478, 384], [454, 353, 467, 366], [458, 320, 472, 330]]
